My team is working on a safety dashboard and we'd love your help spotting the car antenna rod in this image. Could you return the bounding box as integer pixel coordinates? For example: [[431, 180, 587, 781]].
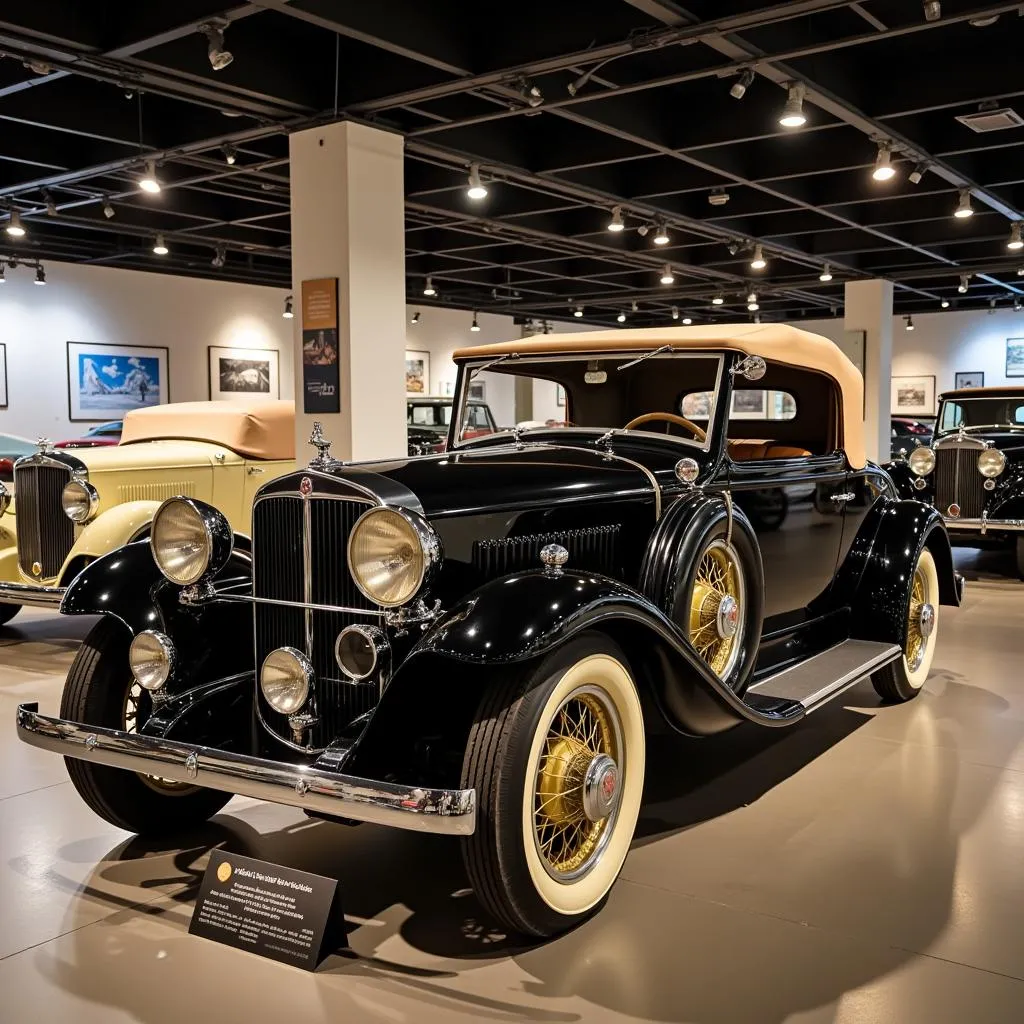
[[617, 345, 674, 371]]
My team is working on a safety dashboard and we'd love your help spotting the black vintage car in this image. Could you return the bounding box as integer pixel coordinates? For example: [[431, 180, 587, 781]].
[[18, 325, 962, 939], [406, 395, 498, 455], [888, 386, 1024, 577]]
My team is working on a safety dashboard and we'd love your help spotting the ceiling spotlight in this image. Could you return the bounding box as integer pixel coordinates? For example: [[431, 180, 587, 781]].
[[470, 313, 481, 332], [940, 299, 950, 308], [423, 276, 436, 296], [671, 306, 680, 320], [637, 224, 649, 238], [871, 144, 896, 181], [660, 264, 675, 285], [631, 300, 638, 313], [958, 273, 970, 293], [747, 291, 759, 311], [138, 160, 161, 193], [282, 296, 294, 319], [1018, 267, 1024, 276], [953, 189, 974, 218], [5, 209, 25, 237], [152, 234, 168, 255], [653, 222, 670, 245], [607, 206, 625, 232], [923, 1, 941, 21], [44, 191, 57, 216], [908, 163, 927, 185], [34, 265, 46, 286], [750, 244, 767, 270], [102, 199, 115, 219], [410, 311, 421, 324], [574, 305, 584, 317], [753, 313, 762, 324], [819, 264, 833, 282], [222, 144, 237, 166], [727, 240, 741, 256], [200, 21, 234, 72], [708, 189, 730, 207], [520, 79, 543, 108], [778, 82, 807, 129], [712, 293, 725, 306], [988, 298, 997, 314], [466, 163, 488, 201], [211, 245, 226, 268], [682, 316, 693, 325], [730, 69, 755, 101], [1015, 297, 1022, 313], [567, 68, 595, 97], [1007, 222, 1024, 250], [905, 315, 915, 331], [617, 311, 627, 323]]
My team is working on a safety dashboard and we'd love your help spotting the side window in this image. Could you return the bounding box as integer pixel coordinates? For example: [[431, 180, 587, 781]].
[[680, 390, 797, 421], [940, 402, 963, 432], [409, 406, 434, 426], [1014, 404, 1024, 425]]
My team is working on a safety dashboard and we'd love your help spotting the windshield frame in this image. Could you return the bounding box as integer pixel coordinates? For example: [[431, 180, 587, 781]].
[[448, 350, 726, 453], [936, 396, 1024, 435]]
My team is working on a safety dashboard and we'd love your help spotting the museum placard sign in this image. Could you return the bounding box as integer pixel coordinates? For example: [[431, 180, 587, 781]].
[[301, 277, 341, 414], [189, 850, 345, 970]]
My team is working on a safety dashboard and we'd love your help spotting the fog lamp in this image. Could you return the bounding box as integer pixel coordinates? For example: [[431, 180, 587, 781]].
[[908, 446, 935, 476], [129, 630, 174, 692], [260, 647, 312, 714], [335, 625, 386, 680]]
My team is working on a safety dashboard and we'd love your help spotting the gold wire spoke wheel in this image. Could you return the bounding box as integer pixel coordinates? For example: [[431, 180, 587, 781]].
[[905, 562, 934, 672], [532, 687, 622, 881], [688, 538, 745, 679], [122, 681, 195, 794]]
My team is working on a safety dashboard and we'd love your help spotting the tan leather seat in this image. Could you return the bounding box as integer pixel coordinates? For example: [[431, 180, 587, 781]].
[[728, 439, 812, 461]]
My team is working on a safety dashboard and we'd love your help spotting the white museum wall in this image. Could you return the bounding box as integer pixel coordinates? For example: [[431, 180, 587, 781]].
[[0, 261, 292, 440]]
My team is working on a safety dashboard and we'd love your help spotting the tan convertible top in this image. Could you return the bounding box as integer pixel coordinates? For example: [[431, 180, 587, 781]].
[[455, 323, 866, 468], [120, 399, 295, 460]]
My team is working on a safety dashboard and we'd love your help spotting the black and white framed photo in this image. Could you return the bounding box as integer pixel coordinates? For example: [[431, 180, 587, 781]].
[[1007, 339, 1024, 378], [730, 389, 767, 419], [208, 346, 280, 400], [0, 344, 7, 409], [891, 374, 936, 416], [954, 371, 985, 389], [66, 341, 169, 421], [469, 380, 486, 402]]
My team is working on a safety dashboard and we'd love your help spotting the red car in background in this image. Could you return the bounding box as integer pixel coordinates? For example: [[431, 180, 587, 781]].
[[54, 420, 123, 449]]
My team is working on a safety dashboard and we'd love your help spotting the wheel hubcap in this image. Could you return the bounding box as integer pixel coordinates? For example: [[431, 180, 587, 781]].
[[533, 688, 622, 881], [689, 540, 744, 678]]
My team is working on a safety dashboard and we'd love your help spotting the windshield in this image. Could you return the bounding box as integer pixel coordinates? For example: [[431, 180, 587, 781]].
[[938, 397, 1024, 433], [454, 352, 723, 449]]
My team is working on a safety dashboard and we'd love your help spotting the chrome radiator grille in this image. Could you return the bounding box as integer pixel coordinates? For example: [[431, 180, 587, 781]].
[[252, 494, 379, 746], [13, 462, 75, 578], [934, 444, 985, 519]]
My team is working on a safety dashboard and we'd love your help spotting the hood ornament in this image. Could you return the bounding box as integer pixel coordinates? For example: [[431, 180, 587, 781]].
[[36, 437, 54, 453], [308, 422, 334, 468]]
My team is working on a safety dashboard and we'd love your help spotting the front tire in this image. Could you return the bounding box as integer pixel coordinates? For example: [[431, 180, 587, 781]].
[[871, 546, 940, 702], [460, 634, 645, 937], [0, 602, 21, 626], [61, 617, 231, 834]]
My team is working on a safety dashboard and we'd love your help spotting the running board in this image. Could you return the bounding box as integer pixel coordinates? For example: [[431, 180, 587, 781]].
[[745, 639, 901, 715]]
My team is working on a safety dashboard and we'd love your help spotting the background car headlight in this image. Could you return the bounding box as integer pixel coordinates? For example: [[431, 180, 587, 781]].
[[62, 479, 99, 523], [151, 496, 232, 586], [347, 506, 439, 608], [129, 630, 174, 692], [908, 446, 936, 476], [261, 647, 311, 714], [978, 448, 1006, 478]]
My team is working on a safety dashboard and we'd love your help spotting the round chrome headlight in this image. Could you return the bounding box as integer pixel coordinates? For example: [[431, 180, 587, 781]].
[[978, 448, 1006, 478], [129, 630, 174, 692], [62, 479, 99, 523], [907, 446, 936, 477], [150, 496, 232, 586], [347, 506, 440, 608], [335, 625, 387, 680], [0, 482, 9, 517], [260, 647, 311, 715]]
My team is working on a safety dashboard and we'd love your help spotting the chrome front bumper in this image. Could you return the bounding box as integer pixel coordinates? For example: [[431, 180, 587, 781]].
[[0, 581, 65, 608], [16, 703, 476, 836], [944, 516, 1024, 533]]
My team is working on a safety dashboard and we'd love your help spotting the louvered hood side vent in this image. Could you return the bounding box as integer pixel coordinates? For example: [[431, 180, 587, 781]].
[[473, 525, 621, 580]]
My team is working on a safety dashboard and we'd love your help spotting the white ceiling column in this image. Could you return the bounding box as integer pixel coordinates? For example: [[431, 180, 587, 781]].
[[289, 120, 406, 461], [844, 279, 894, 464]]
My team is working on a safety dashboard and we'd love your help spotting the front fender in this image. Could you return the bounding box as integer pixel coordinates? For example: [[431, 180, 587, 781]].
[[882, 459, 919, 501], [58, 500, 162, 582]]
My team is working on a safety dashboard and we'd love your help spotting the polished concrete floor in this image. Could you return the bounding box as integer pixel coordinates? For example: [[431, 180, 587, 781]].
[[2, 549, 1023, 1023]]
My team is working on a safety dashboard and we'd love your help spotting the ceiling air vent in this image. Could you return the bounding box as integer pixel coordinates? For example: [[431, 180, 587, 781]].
[[955, 107, 1024, 133]]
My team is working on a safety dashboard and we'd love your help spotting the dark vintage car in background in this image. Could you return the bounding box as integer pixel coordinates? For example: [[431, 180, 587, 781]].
[[891, 415, 934, 450], [889, 386, 1024, 576], [406, 395, 497, 455], [18, 325, 961, 940]]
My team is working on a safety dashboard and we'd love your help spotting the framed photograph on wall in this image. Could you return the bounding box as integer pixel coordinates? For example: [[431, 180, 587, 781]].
[[0, 344, 7, 409], [66, 341, 169, 422], [556, 384, 566, 407], [730, 389, 767, 419], [1007, 339, 1024, 378], [469, 381, 486, 402], [891, 374, 936, 416], [406, 350, 430, 395], [208, 346, 280, 401], [954, 371, 984, 389]]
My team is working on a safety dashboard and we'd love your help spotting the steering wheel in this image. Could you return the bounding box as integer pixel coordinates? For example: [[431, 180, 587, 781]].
[[623, 411, 707, 442]]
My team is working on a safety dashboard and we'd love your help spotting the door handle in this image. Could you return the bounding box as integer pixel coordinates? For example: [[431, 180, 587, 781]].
[[246, 467, 265, 476], [830, 492, 855, 502]]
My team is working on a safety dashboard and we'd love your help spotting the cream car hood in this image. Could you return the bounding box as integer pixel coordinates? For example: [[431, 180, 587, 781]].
[[67, 439, 240, 471]]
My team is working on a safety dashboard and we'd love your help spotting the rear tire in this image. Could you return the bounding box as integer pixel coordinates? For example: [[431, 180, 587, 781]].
[[460, 634, 645, 937], [872, 546, 940, 703], [0, 603, 21, 626], [61, 617, 230, 834]]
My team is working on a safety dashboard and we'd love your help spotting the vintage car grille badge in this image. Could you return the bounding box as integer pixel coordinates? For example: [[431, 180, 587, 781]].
[[948, 503, 960, 518], [299, 476, 313, 496], [31, 561, 42, 577]]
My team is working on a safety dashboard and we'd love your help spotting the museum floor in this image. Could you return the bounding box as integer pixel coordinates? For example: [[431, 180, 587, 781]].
[[2, 550, 1023, 1024]]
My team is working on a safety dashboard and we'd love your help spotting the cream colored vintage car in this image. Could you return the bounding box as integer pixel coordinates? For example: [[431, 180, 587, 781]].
[[0, 399, 295, 622]]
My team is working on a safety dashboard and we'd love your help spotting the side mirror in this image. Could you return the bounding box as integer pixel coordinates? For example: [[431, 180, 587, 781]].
[[731, 355, 767, 381]]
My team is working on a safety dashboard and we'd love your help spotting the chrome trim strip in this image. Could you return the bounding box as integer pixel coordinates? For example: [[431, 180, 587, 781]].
[[16, 703, 476, 836], [198, 591, 385, 617], [945, 517, 1024, 532], [0, 581, 65, 608], [302, 488, 313, 660]]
